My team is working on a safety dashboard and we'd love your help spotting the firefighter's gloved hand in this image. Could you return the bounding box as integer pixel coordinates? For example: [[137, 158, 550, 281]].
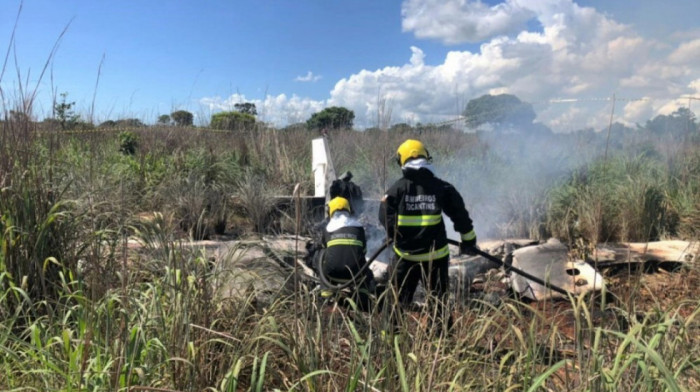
[[460, 239, 478, 256]]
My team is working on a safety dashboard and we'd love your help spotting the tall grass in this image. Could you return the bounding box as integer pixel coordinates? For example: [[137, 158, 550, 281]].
[[546, 151, 700, 244], [1, 63, 698, 390], [3, 245, 698, 390], [0, 127, 698, 390]]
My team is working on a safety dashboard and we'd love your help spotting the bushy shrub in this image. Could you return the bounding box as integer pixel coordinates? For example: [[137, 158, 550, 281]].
[[545, 154, 681, 243], [171, 110, 194, 126], [157, 114, 171, 125], [306, 106, 354, 130], [233, 169, 283, 234], [149, 148, 243, 239], [0, 162, 84, 316], [210, 111, 255, 131], [115, 118, 145, 128], [118, 131, 139, 155], [99, 119, 117, 128]]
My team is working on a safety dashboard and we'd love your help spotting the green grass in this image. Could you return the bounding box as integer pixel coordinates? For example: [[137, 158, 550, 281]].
[[1, 101, 699, 390], [0, 218, 698, 391], [545, 152, 699, 244]]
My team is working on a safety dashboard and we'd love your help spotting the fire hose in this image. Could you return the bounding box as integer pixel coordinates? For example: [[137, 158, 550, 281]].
[[315, 239, 572, 297]]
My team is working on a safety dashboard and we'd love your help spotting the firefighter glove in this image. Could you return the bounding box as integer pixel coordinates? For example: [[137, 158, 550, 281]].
[[460, 238, 478, 256]]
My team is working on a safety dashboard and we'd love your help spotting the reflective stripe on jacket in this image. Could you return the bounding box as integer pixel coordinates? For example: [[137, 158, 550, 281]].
[[393, 244, 449, 261], [322, 223, 367, 280], [397, 214, 442, 226], [379, 168, 474, 261], [327, 238, 364, 247]]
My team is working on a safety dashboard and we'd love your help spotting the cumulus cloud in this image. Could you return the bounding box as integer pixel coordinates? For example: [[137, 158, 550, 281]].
[[325, 0, 700, 131], [623, 98, 654, 125], [199, 1, 699, 132], [401, 0, 534, 44], [690, 79, 700, 94], [200, 93, 325, 126], [668, 39, 700, 64], [294, 71, 322, 82]]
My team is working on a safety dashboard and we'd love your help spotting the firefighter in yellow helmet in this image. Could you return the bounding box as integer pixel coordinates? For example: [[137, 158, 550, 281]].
[[317, 196, 375, 311], [379, 139, 477, 335]]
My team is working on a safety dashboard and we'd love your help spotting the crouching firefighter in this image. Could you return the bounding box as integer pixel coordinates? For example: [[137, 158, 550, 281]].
[[315, 196, 376, 312], [379, 139, 477, 336]]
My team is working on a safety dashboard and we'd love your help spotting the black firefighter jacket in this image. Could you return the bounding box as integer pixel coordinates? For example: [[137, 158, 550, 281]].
[[379, 168, 475, 261], [322, 221, 367, 281]]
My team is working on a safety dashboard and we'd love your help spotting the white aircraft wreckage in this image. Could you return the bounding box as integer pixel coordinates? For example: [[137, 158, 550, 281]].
[[132, 137, 697, 307], [304, 137, 600, 302], [509, 238, 605, 300], [205, 234, 695, 308], [370, 238, 606, 303], [300, 138, 696, 300]]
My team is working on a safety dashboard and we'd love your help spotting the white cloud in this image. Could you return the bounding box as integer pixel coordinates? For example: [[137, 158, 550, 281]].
[[294, 71, 322, 82], [657, 98, 690, 116], [668, 39, 700, 64], [401, 0, 534, 44], [649, 78, 700, 115], [200, 93, 325, 127], [324, 0, 700, 131], [198, 1, 700, 132], [690, 79, 700, 94], [623, 98, 654, 125]]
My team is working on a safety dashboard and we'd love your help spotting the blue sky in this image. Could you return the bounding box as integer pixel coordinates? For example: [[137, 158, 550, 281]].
[[2, 0, 699, 130]]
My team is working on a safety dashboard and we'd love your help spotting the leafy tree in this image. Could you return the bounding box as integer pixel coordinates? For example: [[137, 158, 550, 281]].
[[157, 114, 171, 125], [415, 123, 454, 132], [171, 110, 193, 126], [644, 107, 697, 136], [54, 92, 80, 130], [306, 106, 354, 130], [210, 111, 255, 131], [118, 131, 139, 155], [99, 120, 117, 128], [279, 122, 307, 132], [115, 118, 145, 128], [234, 102, 257, 116], [463, 94, 536, 129], [389, 123, 414, 132]]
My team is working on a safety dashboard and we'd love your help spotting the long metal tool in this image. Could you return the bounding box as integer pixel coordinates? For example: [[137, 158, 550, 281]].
[[315, 238, 573, 296], [446, 239, 571, 296]]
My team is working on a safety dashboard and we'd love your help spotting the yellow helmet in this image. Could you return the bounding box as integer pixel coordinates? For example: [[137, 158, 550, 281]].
[[327, 196, 351, 217], [396, 139, 431, 166]]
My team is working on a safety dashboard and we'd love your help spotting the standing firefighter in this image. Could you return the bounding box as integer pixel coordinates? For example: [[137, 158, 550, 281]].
[[317, 196, 375, 311], [379, 139, 477, 336]]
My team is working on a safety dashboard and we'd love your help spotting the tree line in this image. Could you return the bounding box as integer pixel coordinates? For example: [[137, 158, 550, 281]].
[[3, 92, 697, 136]]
